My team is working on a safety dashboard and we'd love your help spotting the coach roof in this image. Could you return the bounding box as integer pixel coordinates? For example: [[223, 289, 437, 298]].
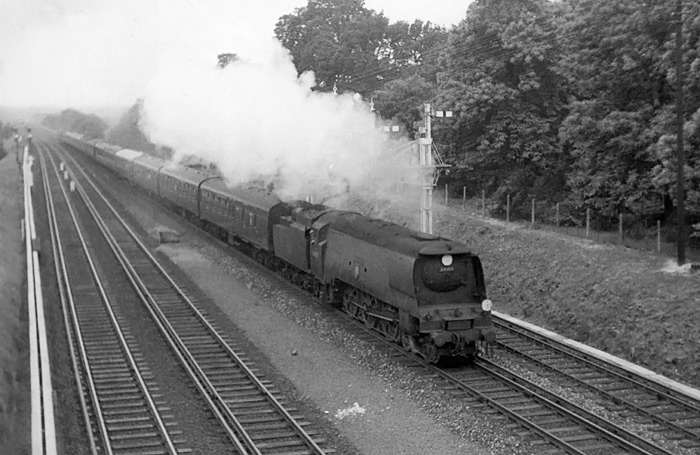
[[159, 162, 211, 187], [132, 154, 167, 171], [202, 177, 283, 211], [115, 148, 143, 161]]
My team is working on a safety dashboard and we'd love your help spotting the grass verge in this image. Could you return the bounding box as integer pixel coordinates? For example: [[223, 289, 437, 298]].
[[0, 140, 29, 453]]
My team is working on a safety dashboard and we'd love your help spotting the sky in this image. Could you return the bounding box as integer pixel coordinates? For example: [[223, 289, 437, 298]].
[[0, 0, 472, 202], [0, 0, 471, 110]]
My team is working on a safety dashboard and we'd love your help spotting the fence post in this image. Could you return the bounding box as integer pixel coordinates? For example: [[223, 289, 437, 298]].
[[618, 213, 623, 245], [531, 198, 535, 226], [586, 208, 590, 238], [556, 203, 560, 228], [506, 194, 510, 222], [657, 220, 661, 253], [463, 187, 466, 211], [481, 190, 485, 216], [445, 183, 448, 206]]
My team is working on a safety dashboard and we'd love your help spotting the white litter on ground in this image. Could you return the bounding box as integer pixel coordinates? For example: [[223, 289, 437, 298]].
[[335, 402, 366, 420], [661, 259, 692, 275]]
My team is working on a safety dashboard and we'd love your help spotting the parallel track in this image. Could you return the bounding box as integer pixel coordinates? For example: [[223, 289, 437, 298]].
[[39, 144, 185, 454], [48, 136, 700, 455], [492, 316, 700, 452], [334, 309, 674, 455], [48, 141, 331, 455]]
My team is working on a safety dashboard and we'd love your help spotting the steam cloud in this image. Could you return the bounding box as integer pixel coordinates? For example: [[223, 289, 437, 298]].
[[141, 38, 400, 202], [2, 0, 419, 207]]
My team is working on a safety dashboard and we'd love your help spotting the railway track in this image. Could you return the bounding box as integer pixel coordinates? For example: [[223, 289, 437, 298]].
[[332, 311, 675, 455], [491, 315, 700, 452], [39, 145, 186, 454], [224, 250, 681, 455], [44, 141, 331, 455], [46, 136, 695, 455], [170, 201, 694, 455]]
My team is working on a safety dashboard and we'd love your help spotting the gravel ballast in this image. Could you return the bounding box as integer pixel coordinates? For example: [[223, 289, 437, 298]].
[[97, 171, 531, 454]]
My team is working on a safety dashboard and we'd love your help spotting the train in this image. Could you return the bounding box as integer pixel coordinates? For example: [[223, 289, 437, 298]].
[[57, 130, 496, 363]]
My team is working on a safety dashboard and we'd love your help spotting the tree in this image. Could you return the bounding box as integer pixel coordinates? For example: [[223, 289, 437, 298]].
[[557, 0, 700, 224], [648, 0, 700, 231], [107, 100, 156, 153], [275, 0, 390, 95], [375, 20, 448, 87], [371, 75, 436, 138], [434, 0, 567, 206], [41, 109, 107, 140], [217, 53, 238, 69]]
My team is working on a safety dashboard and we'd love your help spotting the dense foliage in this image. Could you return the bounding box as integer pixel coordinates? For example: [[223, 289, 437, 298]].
[[41, 109, 107, 140], [277, 0, 700, 236], [107, 100, 155, 152], [108, 100, 174, 160]]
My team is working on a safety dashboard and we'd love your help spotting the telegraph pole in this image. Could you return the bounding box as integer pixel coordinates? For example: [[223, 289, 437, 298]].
[[420, 104, 434, 234], [675, 0, 686, 264]]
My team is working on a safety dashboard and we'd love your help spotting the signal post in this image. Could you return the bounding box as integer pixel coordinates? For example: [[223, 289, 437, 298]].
[[420, 104, 434, 234]]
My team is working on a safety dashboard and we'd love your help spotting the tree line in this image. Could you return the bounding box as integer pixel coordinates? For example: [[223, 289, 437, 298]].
[[41, 109, 108, 140], [40, 103, 174, 160], [276, 0, 700, 237]]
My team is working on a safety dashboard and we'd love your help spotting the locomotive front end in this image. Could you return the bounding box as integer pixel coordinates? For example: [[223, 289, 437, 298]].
[[412, 247, 496, 361]]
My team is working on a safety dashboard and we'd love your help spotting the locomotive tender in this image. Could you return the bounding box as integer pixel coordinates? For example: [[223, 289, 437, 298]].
[[58, 131, 496, 363]]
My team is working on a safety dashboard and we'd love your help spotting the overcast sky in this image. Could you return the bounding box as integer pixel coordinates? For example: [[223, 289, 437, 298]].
[[0, 0, 472, 110]]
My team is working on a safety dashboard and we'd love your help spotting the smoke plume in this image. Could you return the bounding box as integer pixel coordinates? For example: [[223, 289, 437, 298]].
[[2, 0, 419, 205], [141, 37, 403, 202]]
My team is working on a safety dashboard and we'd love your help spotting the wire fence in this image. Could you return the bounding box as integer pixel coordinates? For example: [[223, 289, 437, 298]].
[[439, 185, 700, 262]]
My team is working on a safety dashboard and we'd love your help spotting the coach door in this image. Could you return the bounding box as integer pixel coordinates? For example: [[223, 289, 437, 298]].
[[310, 222, 330, 278]]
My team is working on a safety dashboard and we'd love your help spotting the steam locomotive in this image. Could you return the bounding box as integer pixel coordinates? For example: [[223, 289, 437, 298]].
[[58, 131, 496, 363]]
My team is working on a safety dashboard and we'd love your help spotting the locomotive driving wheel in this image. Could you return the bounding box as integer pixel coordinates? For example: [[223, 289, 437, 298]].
[[362, 296, 377, 329]]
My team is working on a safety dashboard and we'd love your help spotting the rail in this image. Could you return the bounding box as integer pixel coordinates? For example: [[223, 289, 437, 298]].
[[23, 144, 57, 455], [55, 138, 328, 454]]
